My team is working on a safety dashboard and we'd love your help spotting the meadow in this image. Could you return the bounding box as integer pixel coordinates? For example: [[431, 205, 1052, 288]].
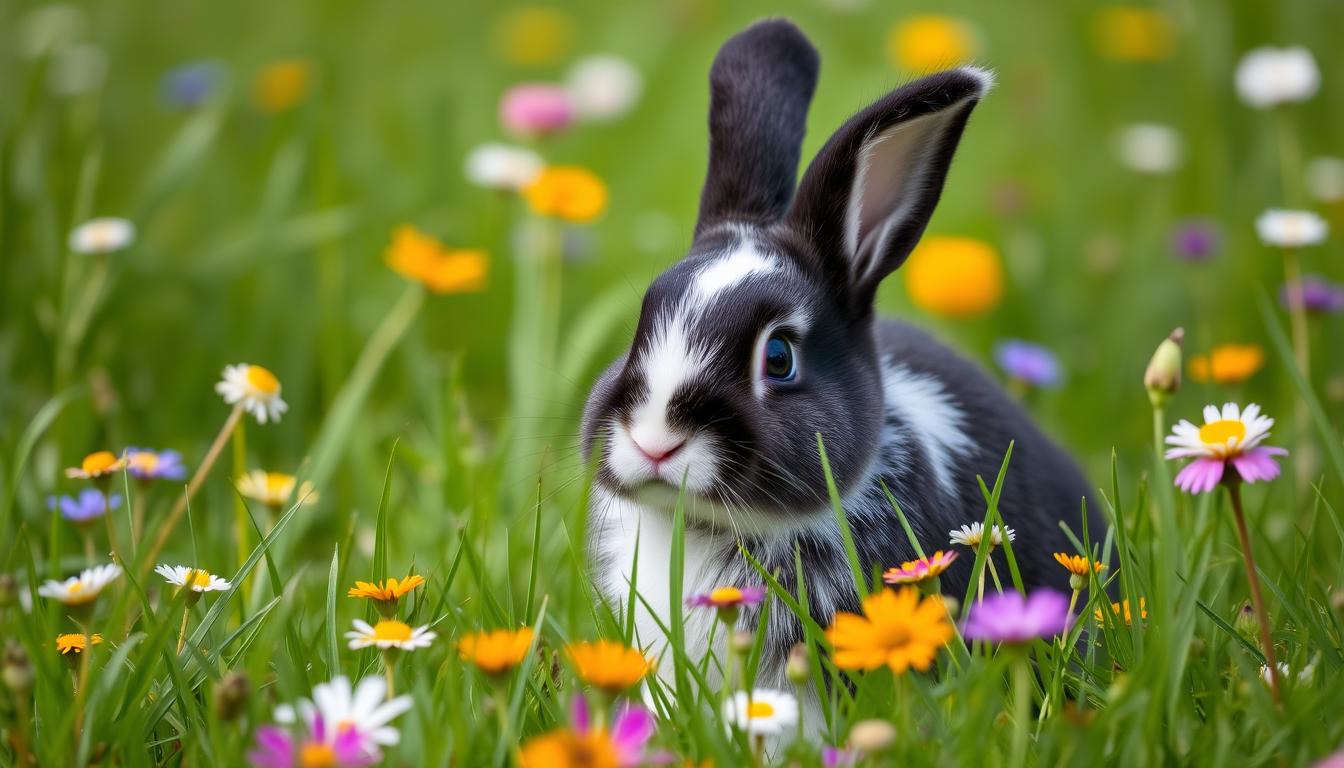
[[2, 0, 1344, 765]]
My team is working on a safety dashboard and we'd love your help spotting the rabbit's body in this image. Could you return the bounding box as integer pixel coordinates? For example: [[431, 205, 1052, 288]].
[[580, 19, 1101, 688]]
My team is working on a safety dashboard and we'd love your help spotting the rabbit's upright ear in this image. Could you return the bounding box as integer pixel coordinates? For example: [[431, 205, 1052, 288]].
[[695, 19, 820, 237], [786, 68, 992, 306]]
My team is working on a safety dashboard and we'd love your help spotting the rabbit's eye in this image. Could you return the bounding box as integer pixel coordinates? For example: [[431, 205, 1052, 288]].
[[764, 335, 797, 382]]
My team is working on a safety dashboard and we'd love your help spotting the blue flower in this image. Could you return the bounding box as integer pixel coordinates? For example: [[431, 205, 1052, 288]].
[[124, 447, 188, 481], [160, 60, 223, 109], [993, 339, 1063, 389], [48, 489, 121, 524]]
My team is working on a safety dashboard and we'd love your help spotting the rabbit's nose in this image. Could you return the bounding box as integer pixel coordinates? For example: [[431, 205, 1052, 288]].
[[630, 433, 686, 464]]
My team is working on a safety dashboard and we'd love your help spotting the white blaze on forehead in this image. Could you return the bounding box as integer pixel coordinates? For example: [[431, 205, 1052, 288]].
[[690, 239, 780, 308], [629, 311, 710, 446], [881, 362, 973, 497]]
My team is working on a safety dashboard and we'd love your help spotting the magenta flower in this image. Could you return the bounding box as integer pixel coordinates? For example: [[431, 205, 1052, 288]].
[[1164, 403, 1287, 494], [685, 585, 767, 609], [499, 84, 574, 138], [571, 695, 657, 766], [993, 339, 1063, 388], [1280, 275, 1344, 314], [823, 745, 861, 767], [248, 715, 378, 768], [962, 589, 1073, 644], [1169, 218, 1222, 262]]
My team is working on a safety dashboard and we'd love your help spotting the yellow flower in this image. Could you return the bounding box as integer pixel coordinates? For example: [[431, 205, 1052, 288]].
[[519, 728, 617, 768], [826, 587, 953, 675], [56, 633, 103, 655], [1053, 553, 1106, 578], [252, 59, 312, 113], [565, 640, 654, 693], [1096, 597, 1147, 625], [522, 166, 608, 224], [886, 16, 979, 72], [384, 226, 488, 294], [904, 236, 1003, 318], [458, 627, 535, 675], [1092, 6, 1174, 62], [347, 574, 425, 618], [65, 451, 126, 480], [1188, 345, 1264, 386], [492, 6, 574, 67], [236, 470, 317, 511]]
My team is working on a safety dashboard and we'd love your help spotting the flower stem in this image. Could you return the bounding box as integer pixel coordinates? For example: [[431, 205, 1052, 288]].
[[103, 490, 121, 565], [491, 679, 515, 763], [382, 650, 397, 700], [82, 531, 95, 566], [1010, 654, 1031, 767], [177, 603, 192, 654], [1226, 480, 1281, 706], [986, 555, 1003, 593], [131, 487, 147, 544], [141, 403, 245, 575]]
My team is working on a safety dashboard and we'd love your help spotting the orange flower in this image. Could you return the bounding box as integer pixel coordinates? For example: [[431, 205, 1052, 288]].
[[1188, 344, 1264, 386], [458, 628, 534, 675], [1093, 6, 1174, 62], [518, 728, 618, 768], [384, 226, 488, 294], [1053, 553, 1106, 578], [565, 640, 654, 693], [65, 451, 126, 480], [56, 633, 103, 655], [252, 59, 312, 113], [904, 236, 1003, 318], [348, 574, 425, 617], [1096, 597, 1147, 625], [522, 166, 608, 223], [886, 16, 979, 72], [826, 588, 953, 675]]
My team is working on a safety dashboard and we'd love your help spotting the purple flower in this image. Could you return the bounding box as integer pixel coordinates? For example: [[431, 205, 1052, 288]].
[[160, 61, 222, 109], [249, 715, 378, 768], [48, 489, 121, 524], [1280, 275, 1344, 314], [124, 448, 188, 481], [962, 589, 1074, 644], [499, 83, 574, 138], [1170, 218, 1222, 262], [685, 585, 767, 609], [570, 695, 657, 766], [993, 340, 1063, 388], [823, 746, 861, 767]]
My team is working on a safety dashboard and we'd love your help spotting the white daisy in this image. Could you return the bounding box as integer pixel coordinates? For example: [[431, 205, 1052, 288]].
[[724, 688, 798, 736], [1255, 209, 1328, 248], [345, 619, 437, 651], [37, 563, 122, 605], [275, 675, 413, 747], [566, 54, 643, 121], [1260, 661, 1314, 686], [1164, 402, 1275, 461], [154, 564, 231, 593], [1116, 123, 1182, 174], [949, 521, 1016, 549], [1235, 46, 1320, 109], [215, 363, 288, 424], [463, 142, 543, 191], [69, 217, 135, 254], [236, 470, 318, 510]]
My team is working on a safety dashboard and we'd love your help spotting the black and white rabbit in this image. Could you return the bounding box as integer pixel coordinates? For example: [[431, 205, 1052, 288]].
[[581, 19, 1100, 686]]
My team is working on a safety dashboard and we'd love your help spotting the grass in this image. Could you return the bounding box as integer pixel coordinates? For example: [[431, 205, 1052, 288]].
[[2, 0, 1344, 765]]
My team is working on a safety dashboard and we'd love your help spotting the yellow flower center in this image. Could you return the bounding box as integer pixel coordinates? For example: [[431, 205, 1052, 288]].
[[245, 365, 280, 395], [747, 701, 776, 719], [190, 570, 213, 589], [710, 587, 743, 604], [299, 743, 338, 768], [1199, 419, 1246, 447], [130, 453, 159, 473], [67, 582, 86, 596], [82, 451, 118, 475], [265, 472, 295, 497], [372, 620, 413, 643]]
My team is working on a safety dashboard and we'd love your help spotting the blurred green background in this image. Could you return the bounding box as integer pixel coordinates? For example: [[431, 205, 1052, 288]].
[[3, 0, 1343, 547]]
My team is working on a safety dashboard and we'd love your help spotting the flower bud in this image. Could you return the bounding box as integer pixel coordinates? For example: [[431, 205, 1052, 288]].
[[214, 670, 250, 721], [2, 642, 34, 695], [1234, 602, 1257, 637], [729, 630, 754, 657], [785, 643, 810, 685], [848, 719, 897, 753], [1144, 328, 1184, 406]]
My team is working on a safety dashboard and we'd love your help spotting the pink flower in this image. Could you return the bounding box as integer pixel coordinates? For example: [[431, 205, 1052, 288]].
[[499, 84, 574, 138], [249, 715, 378, 768], [962, 589, 1073, 644], [685, 585, 767, 609], [1165, 403, 1287, 494], [571, 695, 657, 766]]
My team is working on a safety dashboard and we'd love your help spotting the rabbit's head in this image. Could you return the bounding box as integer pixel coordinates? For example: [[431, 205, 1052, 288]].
[[583, 19, 990, 528]]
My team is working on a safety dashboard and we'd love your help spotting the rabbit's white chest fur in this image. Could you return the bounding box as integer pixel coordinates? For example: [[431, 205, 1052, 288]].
[[590, 360, 971, 685]]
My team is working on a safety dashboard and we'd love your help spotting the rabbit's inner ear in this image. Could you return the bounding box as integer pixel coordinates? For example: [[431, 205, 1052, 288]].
[[847, 106, 975, 286]]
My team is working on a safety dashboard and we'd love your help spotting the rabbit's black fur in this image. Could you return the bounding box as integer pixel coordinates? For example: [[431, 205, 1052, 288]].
[[581, 18, 1101, 686]]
